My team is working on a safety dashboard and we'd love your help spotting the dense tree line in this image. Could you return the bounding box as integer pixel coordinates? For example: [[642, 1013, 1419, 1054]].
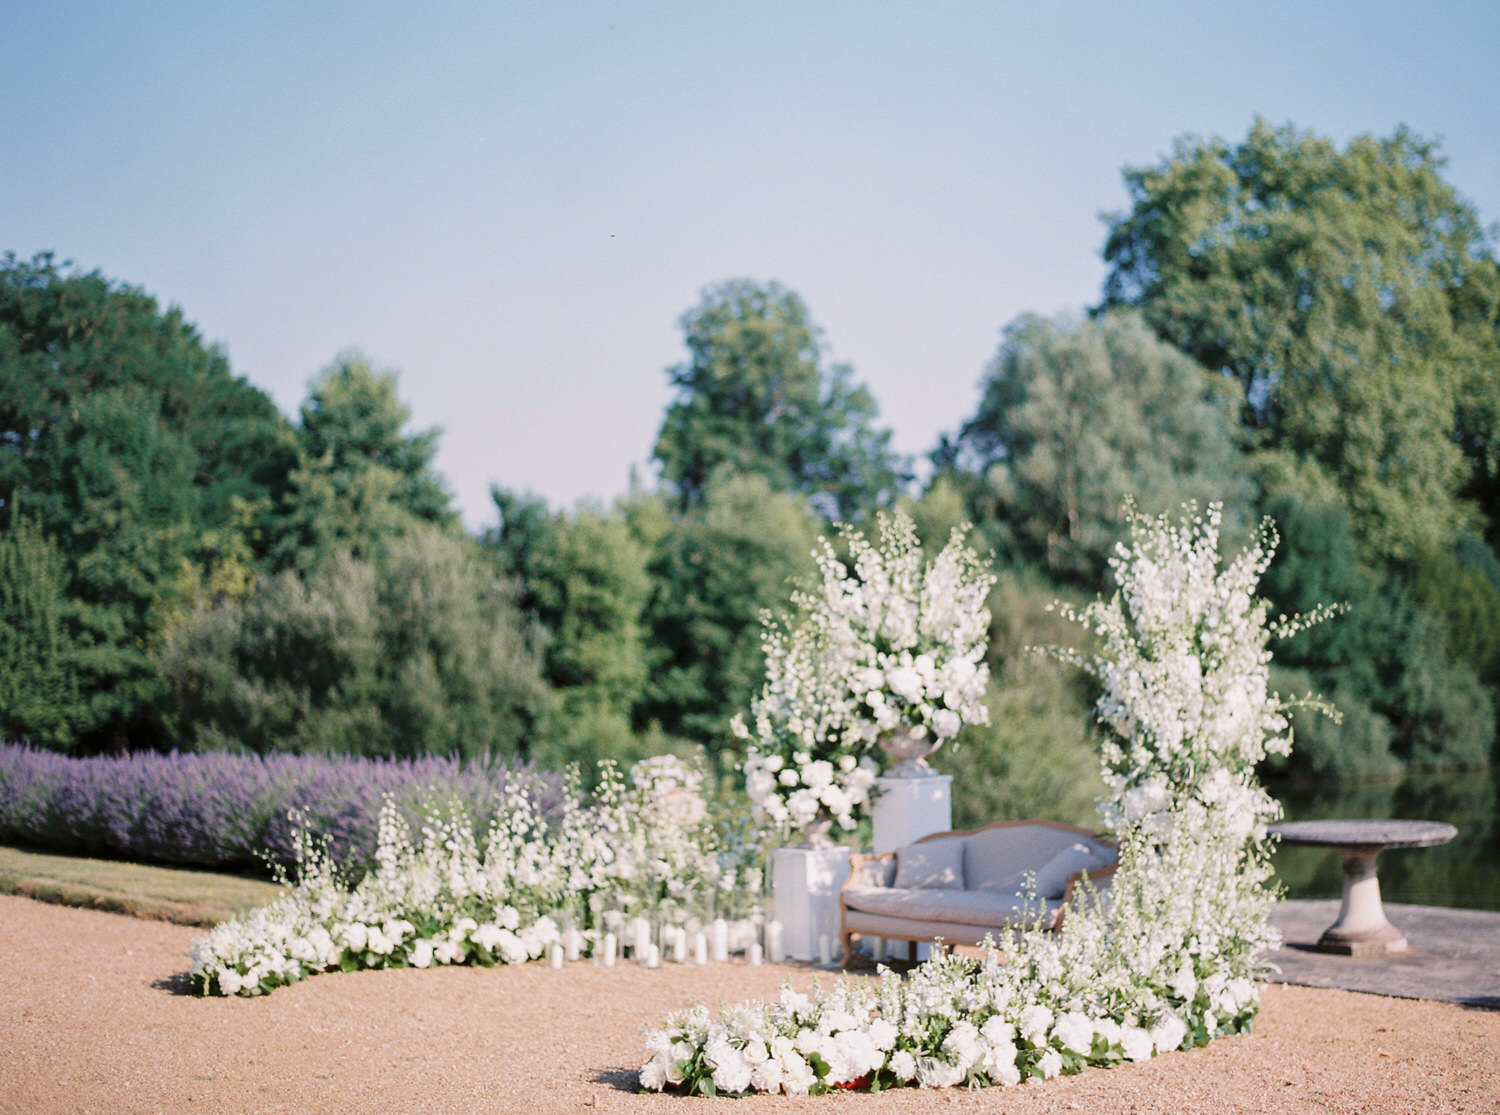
[[2, 118, 1497, 806]]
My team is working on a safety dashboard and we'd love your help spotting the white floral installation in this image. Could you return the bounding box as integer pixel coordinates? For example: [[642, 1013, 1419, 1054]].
[[640, 501, 1336, 1095], [191, 755, 767, 996], [736, 511, 995, 835]]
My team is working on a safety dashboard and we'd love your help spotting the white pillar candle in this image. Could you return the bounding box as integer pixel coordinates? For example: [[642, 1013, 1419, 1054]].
[[674, 927, 689, 963], [602, 932, 617, 967], [711, 918, 729, 963], [694, 931, 709, 966], [766, 920, 784, 964], [549, 943, 564, 969], [748, 942, 763, 966], [634, 918, 651, 960], [818, 934, 832, 965], [564, 928, 582, 962], [869, 936, 884, 962], [646, 943, 660, 969]]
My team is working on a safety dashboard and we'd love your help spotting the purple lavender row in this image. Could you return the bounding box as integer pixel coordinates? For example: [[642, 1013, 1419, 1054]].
[[0, 743, 564, 880]]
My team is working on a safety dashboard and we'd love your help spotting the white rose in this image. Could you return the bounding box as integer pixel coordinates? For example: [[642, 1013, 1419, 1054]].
[[801, 760, 834, 790]]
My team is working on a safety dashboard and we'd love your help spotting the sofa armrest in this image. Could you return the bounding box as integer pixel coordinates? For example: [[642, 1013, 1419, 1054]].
[[845, 851, 897, 890], [1054, 862, 1117, 928]]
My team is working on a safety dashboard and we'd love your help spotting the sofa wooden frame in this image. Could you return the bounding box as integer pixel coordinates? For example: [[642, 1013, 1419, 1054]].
[[839, 818, 1118, 967]]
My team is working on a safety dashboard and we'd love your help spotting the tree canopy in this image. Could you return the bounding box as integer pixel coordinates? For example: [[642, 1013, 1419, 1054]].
[[937, 311, 1253, 585], [270, 353, 457, 571], [0, 253, 295, 747], [653, 279, 908, 521], [1101, 119, 1500, 561]]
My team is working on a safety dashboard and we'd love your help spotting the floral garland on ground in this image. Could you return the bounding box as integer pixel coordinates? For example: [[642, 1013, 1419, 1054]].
[[192, 756, 767, 996], [641, 502, 1333, 1095], [736, 512, 995, 834]]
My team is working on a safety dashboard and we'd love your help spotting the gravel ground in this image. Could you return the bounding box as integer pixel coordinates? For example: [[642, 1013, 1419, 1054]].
[[2, 894, 1496, 1114]]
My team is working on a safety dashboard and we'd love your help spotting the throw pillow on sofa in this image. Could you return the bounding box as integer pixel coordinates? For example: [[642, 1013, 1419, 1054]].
[[1032, 842, 1110, 899], [894, 836, 965, 889]]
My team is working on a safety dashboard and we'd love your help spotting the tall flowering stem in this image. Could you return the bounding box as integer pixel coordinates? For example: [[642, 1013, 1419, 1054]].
[[1045, 501, 1338, 1039], [736, 512, 995, 834]]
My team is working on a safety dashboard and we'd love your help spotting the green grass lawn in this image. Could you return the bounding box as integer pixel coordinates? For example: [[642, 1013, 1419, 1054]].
[[0, 845, 282, 926]]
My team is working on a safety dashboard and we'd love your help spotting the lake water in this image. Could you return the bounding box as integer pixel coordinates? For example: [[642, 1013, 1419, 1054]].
[[1269, 766, 1500, 912]]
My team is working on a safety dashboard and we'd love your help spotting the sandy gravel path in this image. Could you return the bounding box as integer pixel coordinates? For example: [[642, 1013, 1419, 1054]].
[[2, 894, 1496, 1114]]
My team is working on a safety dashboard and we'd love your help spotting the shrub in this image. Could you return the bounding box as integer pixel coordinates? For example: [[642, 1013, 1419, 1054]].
[[0, 743, 562, 879]]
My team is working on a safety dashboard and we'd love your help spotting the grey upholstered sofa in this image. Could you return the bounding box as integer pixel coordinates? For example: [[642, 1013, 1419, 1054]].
[[839, 820, 1117, 963]]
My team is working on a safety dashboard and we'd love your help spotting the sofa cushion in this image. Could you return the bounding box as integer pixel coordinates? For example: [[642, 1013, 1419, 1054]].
[[964, 825, 1089, 893], [1033, 842, 1112, 899], [841, 907, 1063, 942], [841, 885, 1052, 928], [894, 836, 965, 889]]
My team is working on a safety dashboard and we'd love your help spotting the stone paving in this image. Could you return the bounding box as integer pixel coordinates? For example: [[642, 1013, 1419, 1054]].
[[1269, 899, 1500, 1009]]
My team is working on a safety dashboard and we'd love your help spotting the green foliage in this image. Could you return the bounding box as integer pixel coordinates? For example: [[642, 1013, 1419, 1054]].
[[486, 490, 651, 715], [1261, 492, 1496, 773], [636, 472, 822, 752], [483, 489, 659, 769], [271, 352, 457, 571], [158, 525, 545, 760], [1268, 667, 1399, 780], [1408, 539, 1500, 691], [653, 279, 908, 521], [935, 570, 1104, 828], [938, 311, 1252, 586], [0, 253, 296, 749], [1102, 118, 1500, 562], [938, 656, 1104, 832], [0, 516, 83, 747]]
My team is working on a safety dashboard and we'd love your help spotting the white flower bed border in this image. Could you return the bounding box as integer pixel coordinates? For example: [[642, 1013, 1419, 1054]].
[[640, 502, 1332, 1095], [191, 756, 763, 996]]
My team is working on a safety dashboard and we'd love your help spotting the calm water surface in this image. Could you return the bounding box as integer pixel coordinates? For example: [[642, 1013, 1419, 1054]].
[[1269, 766, 1500, 912]]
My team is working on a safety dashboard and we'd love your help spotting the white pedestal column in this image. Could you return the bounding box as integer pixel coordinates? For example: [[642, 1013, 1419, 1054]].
[[871, 774, 952, 962], [771, 846, 853, 962], [872, 774, 953, 854]]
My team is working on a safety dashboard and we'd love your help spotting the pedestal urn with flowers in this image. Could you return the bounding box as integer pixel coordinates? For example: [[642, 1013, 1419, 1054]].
[[734, 511, 996, 845]]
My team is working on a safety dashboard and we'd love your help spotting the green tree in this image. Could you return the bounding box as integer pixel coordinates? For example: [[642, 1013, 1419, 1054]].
[[653, 279, 908, 521], [937, 311, 1252, 585], [483, 490, 654, 769], [1260, 493, 1495, 774], [938, 570, 1104, 828], [634, 472, 822, 751], [0, 515, 83, 747], [1101, 119, 1500, 562], [271, 352, 457, 571], [0, 253, 296, 749], [158, 525, 545, 759]]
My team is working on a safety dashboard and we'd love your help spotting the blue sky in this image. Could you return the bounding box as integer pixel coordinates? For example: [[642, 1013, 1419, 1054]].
[[4, 2, 1497, 528]]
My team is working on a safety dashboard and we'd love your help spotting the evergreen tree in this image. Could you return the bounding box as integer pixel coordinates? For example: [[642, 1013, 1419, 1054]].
[[0, 514, 82, 747], [634, 472, 822, 751], [271, 352, 457, 571], [0, 253, 295, 748]]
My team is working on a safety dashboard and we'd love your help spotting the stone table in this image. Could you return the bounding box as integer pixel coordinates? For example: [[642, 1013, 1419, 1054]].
[[1271, 819, 1458, 956]]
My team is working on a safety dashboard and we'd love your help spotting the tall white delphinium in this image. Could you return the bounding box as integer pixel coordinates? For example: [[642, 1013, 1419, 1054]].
[[1048, 501, 1338, 1031], [737, 511, 995, 834]]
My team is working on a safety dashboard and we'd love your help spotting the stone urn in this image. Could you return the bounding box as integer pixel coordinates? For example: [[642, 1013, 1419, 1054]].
[[797, 815, 836, 849], [879, 725, 943, 778]]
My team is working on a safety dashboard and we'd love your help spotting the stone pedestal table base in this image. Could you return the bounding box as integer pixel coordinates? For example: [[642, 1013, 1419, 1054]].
[[1272, 820, 1458, 957]]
